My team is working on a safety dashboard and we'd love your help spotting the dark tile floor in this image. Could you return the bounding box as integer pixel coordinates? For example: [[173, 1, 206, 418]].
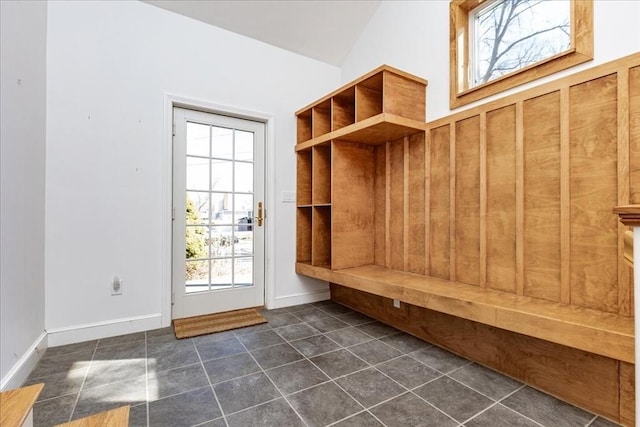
[[24, 301, 620, 427]]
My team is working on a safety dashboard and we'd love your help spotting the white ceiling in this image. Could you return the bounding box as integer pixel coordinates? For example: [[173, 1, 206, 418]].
[[143, 0, 381, 66]]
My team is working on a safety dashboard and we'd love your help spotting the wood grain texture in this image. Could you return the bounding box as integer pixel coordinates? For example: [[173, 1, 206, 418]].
[[331, 141, 375, 269], [296, 150, 312, 206], [332, 87, 355, 131], [312, 101, 331, 139], [312, 206, 331, 267], [56, 405, 130, 427], [619, 361, 635, 426], [486, 105, 517, 293], [331, 285, 622, 422], [297, 110, 312, 143], [429, 125, 451, 279], [569, 74, 619, 313], [523, 92, 562, 302], [0, 383, 43, 427], [296, 207, 312, 263], [630, 66, 640, 204], [383, 71, 426, 122], [560, 88, 571, 305], [312, 145, 331, 205], [356, 74, 383, 122], [455, 116, 481, 286], [374, 145, 387, 266], [407, 133, 426, 274], [389, 138, 405, 271], [617, 68, 632, 317]]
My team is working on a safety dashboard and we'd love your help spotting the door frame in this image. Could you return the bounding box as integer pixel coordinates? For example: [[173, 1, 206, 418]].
[[161, 93, 276, 327]]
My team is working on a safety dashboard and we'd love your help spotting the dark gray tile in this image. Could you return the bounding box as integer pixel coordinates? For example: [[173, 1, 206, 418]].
[[261, 307, 292, 316], [414, 376, 493, 422], [73, 376, 147, 419], [290, 335, 340, 357], [336, 312, 375, 326], [293, 308, 332, 322], [128, 403, 148, 427], [263, 312, 303, 328], [334, 411, 384, 427], [267, 359, 329, 394], [147, 333, 193, 355], [450, 363, 522, 400], [316, 302, 354, 316], [24, 367, 87, 401], [227, 398, 305, 427], [237, 330, 285, 351], [410, 345, 469, 373], [196, 418, 226, 427], [287, 304, 316, 314], [147, 326, 175, 337], [92, 339, 146, 360], [349, 340, 402, 365], [251, 342, 304, 370], [97, 331, 146, 348], [149, 386, 221, 427], [377, 356, 440, 389], [370, 392, 457, 427], [502, 386, 595, 427], [310, 300, 334, 307], [275, 323, 318, 341], [380, 332, 430, 353], [148, 364, 209, 401], [148, 344, 200, 373], [214, 372, 281, 415], [288, 382, 363, 427], [203, 352, 260, 384], [356, 322, 399, 338], [233, 323, 272, 336], [84, 358, 147, 389], [589, 417, 621, 427], [196, 336, 246, 361], [28, 351, 92, 380], [306, 316, 350, 333], [325, 327, 374, 347], [336, 368, 405, 408], [465, 404, 541, 427], [44, 340, 97, 358], [311, 349, 368, 378], [192, 330, 236, 345], [33, 393, 77, 427]]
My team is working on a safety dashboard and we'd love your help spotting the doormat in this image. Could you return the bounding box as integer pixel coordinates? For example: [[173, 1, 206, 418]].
[[173, 308, 267, 339]]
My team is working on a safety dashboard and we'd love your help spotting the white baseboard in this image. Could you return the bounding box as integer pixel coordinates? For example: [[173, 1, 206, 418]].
[[1, 332, 47, 391], [47, 313, 163, 347], [272, 289, 330, 309]]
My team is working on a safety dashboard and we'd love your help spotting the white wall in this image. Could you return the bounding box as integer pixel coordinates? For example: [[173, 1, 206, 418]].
[[0, 1, 48, 388], [342, 0, 640, 121], [45, 1, 339, 341]]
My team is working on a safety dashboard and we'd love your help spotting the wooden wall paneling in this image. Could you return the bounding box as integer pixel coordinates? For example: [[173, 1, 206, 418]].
[[450, 124, 457, 281], [425, 131, 432, 276], [311, 206, 331, 267], [389, 138, 405, 270], [455, 116, 481, 286], [479, 113, 487, 289], [515, 102, 525, 296], [407, 132, 426, 274], [296, 207, 312, 263], [486, 105, 517, 293], [297, 110, 312, 143], [312, 145, 331, 205], [403, 137, 410, 271], [617, 68, 632, 317], [312, 100, 331, 138], [383, 72, 426, 122], [630, 66, 640, 204], [523, 91, 562, 302], [429, 125, 451, 279], [331, 285, 622, 422], [374, 145, 387, 267], [560, 88, 571, 305], [619, 361, 635, 426], [331, 141, 375, 270], [386, 143, 392, 268], [332, 87, 356, 131], [355, 73, 384, 122], [569, 74, 619, 313], [296, 150, 312, 206]]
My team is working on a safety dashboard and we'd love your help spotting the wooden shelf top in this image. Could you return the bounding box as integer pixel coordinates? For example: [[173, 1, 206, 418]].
[[0, 383, 44, 427], [296, 263, 634, 363], [55, 405, 130, 427], [614, 205, 640, 226], [295, 113, 425, 151], [296, 65, 427, 115]]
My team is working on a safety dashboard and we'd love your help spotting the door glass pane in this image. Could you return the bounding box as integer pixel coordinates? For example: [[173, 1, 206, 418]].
[[212, 126, 233, 160], [211, 160, 233, 192], [235, 130, 254, 161], [186, 192, 209, 225], [186, 157, 209, 191], [211, 258, 233, 288], [234, 257, 253, 287], [235, 162, 253, 193], [186, 122, 210, 157], [210, 193, 230, 225], [185, 260, 209, 293], [209, 226, 234, 257], [234, 194, 253, 223], [185, 225, 207, 259], [235, 226, 253, 256]]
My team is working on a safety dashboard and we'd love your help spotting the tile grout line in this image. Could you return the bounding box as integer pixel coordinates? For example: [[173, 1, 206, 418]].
[[67, 340, 100, 422], [193, 338, 230, 427]]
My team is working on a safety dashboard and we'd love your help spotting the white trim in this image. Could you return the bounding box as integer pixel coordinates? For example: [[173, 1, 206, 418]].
[[47, 313, 162, 347], [162, 93, 275, 324], [1, 332, 47, 391], [272, 289, 331, 309]]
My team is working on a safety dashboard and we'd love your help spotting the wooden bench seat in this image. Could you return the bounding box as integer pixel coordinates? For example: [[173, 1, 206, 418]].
[[54, 405, 129, 427], [0, 383, 44, 427], [297, 262, 634, 364]]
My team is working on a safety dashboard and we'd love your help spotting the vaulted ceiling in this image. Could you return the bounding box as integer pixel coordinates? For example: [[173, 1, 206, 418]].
[[143, 0, 381, 66]]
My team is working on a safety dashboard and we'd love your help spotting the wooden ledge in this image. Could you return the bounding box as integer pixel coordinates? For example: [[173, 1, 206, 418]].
[[0, 383, 44, 427], [614, 205, 640, 226], [297, 263, 634, 363], [54, 405, 130, 427]]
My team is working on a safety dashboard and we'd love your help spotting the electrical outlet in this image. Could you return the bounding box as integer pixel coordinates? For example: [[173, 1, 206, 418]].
[[112, 276, 123, 296], [393, 299, 401, 308]]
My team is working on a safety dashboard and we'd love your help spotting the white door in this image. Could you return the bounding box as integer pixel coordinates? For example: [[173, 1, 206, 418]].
[[172, 107, 265, 319]]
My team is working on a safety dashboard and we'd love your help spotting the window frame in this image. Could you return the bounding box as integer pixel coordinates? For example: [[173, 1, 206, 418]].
[[450, 0, 593, 109]]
